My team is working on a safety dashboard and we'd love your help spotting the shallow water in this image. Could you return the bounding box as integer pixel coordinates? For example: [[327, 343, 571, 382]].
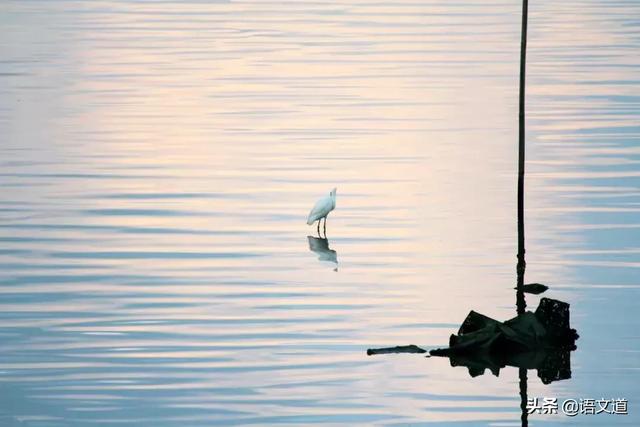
[[1, 0, 639, 425]]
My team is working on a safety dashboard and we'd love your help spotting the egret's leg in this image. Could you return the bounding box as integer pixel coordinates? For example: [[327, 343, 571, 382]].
[[317, 220, 320, 235], [323, 217, 327, 236]]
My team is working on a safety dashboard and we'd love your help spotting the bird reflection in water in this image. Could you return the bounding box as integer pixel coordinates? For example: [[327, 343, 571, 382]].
[[307, 236, 338, 271]]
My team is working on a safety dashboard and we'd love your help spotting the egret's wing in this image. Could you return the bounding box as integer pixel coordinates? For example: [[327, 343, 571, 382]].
[[307, 196, 332, 224]]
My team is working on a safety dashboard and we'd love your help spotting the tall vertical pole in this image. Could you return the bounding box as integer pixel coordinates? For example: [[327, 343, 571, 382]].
[[517, 0, 529, 312], [517, 2, 530, 426]]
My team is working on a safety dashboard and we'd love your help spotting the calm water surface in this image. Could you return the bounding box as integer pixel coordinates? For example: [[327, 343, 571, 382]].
[[1, 0, 639, 425]]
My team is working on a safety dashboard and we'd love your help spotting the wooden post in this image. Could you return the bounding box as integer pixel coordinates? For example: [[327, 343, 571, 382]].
[[516, 0, 529, 315], [516, 4, 530, 421]]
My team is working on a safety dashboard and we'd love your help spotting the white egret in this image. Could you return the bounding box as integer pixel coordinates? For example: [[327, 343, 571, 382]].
[[306, 187, 336, 236]]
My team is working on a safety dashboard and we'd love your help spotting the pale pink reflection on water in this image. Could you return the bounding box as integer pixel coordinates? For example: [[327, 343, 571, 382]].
[[1, 0, 639, 425]]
